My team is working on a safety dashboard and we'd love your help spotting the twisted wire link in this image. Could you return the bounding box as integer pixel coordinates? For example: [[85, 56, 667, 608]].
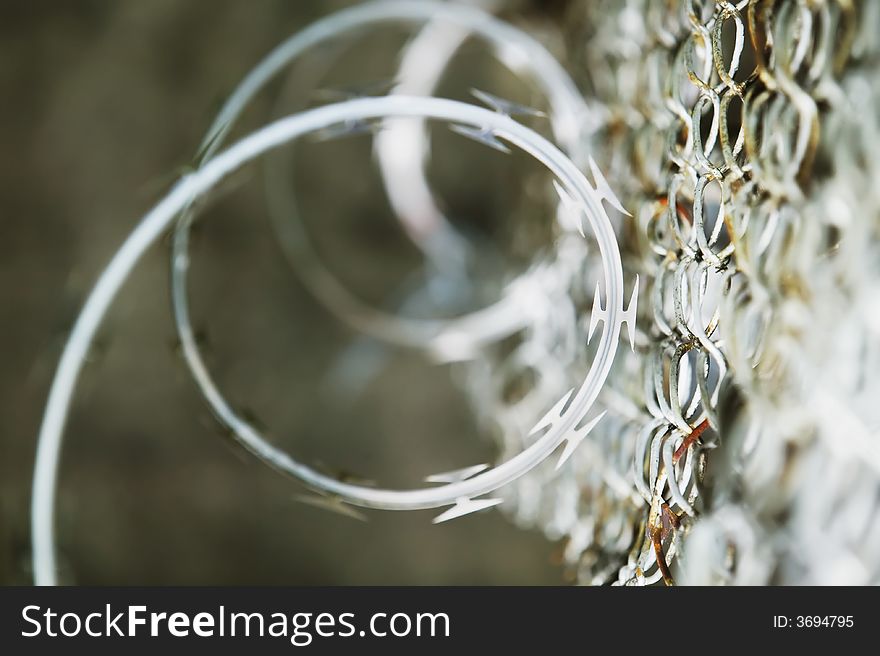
[[463, 0, 880, 585], [605, 0, 878, 585]]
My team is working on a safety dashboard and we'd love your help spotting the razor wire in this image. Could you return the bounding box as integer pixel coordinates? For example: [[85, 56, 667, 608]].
[[31, 0, 880, 586], [31, 93, 634, 585]]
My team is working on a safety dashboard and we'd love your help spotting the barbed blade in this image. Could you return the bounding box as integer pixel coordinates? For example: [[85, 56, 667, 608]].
[[432, 496, 503, 523], [313, 119, 378, 141], [555, 411, 606, 469], [588, 276, 639, 351], [470, 88, 546, 118], [529, 388, 576, 436], [449, 124, 511, 153], [622, 276, 639, 351], [553, 179, 587, 237], [294, 494, 368, 522], [588, 157, 630, 216]]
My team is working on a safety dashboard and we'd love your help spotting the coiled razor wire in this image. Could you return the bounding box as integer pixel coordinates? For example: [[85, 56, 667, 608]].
[[31, 0, 880, 586], [31, 94, 634, 586]]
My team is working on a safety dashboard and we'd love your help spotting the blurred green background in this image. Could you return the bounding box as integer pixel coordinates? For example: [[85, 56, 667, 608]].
[[0, 0, 571, 584]]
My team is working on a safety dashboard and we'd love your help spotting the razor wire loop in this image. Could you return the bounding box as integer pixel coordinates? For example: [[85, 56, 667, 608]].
[[175, 98, 628, 506], [176, 0, 592, 359], [32, 96, 633, 586]]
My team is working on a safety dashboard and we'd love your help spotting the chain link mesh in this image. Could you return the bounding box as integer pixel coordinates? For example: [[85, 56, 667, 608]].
[[461, 0, 880, 585]]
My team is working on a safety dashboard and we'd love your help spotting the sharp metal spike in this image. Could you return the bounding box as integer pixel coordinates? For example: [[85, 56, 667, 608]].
[[588, 281, 606, 345], [313, 119, 378, 142], [432, 496, 503, 524], [588, 277, 639, 351], [588, 157, 630, 216], [555, 411, 606, 469], [529, 388, 576, 436], [449, 124, 511, 153], [553, 180, 586, 238], [425, 463, 490, 484], [470, 88, 546, 118], [294, 494, 368, 522], [623, 275, 640, 351]]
